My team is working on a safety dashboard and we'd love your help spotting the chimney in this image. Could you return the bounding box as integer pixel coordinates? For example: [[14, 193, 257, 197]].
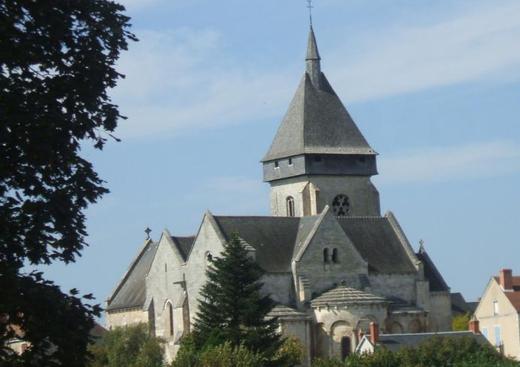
[[469, 319, 480, 334], [369, 322, 379, 345], [499, 269, 513, 291]]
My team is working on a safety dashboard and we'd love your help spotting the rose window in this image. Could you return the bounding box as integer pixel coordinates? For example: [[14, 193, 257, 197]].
[[332, 194, 350, 216]]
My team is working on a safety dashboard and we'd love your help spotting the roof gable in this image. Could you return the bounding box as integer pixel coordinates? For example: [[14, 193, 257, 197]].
[[106, 239, 158, 311], [213, 215, 301, 273], [416, 246, 450, 292], [336, 216, 417, 274]]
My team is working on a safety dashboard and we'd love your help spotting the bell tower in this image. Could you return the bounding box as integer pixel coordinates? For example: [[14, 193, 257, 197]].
[[262, 27, 380, 217]]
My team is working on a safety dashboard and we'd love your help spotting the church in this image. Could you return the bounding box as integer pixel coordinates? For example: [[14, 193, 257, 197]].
[[105, 26, 453, 365]]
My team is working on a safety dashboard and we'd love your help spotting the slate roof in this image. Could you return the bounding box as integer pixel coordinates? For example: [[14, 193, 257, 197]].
[[106, 240, 158, 311], [311, 286, 388, 307], [268, 305, 310, 319], [416, 246, 450, 292], [213, 214, 416, 276], [336, 217, 417, 274], [262, 28, 375, 162], [170, 235, 195, 261], [213, 216, 301, 273], [375, 331, 488, 352], [451, 292, 476, 314]]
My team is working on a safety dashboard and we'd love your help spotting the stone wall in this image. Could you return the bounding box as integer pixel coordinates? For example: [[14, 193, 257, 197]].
[[106, 308, 149, 329], [269, 175, 380, 217]]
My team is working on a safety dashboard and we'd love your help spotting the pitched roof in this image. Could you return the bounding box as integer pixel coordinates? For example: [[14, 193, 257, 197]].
[[374, 331, 488, 352], [262, 28, 375, 162], [505, 292, 520, 312], [170, 235, 195, 261], [336, 217, 417, 274], [213, 216, 301, 273], [106, 240, 158, 311], [268, 305, 310, 319], [311, 286, 388, 307], [213, 214, 416, 275], [451, 292, 477, 314], [416, 246, 450, 292]]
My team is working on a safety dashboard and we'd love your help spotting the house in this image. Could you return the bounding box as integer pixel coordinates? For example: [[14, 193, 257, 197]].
[[356, 320, 487, 354], [474, 269, 520, 359], [105, 26, 454, 365]]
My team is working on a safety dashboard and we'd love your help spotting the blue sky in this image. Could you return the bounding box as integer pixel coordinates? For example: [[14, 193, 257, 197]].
[[41, 0, 520, 311]]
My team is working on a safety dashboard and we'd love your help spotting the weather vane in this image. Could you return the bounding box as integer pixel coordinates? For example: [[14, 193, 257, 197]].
[[307, 0, 314, 26], [145, 227, 152, 240]]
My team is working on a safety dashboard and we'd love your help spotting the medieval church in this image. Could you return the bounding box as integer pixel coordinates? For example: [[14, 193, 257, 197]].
[[105, 27, 453, 365]]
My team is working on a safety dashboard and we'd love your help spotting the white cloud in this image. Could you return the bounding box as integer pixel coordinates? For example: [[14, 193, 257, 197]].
[[192, 176, 268, 214], [112, 1, 520, 138], [113, 29, 293, 138], [331, 1, 520, 102], [376, 141, 520, 185]]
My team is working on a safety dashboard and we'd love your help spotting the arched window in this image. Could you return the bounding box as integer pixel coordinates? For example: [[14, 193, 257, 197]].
[[168, 302, 174, 336], [332, 194, 350, 216], [323, 248, 330, 263], [332, 248, 338, 263], [286, 196, 295, 217]]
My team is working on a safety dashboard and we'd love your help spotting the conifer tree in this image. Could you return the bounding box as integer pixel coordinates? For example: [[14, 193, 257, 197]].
[[192, 233, 282, 361]]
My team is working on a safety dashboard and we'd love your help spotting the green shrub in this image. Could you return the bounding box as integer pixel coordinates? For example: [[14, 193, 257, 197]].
[[312, 336, 520, 367], [88, 323, 164, 367]]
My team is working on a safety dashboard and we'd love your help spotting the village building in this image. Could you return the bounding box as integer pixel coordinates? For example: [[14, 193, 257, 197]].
[[474, 269, 520, 359], [355, 320, 486, 355], [105, 27, 453, 365]]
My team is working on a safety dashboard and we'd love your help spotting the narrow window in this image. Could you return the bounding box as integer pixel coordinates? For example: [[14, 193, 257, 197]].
[[168, 303, 174, 336], [288, 157, 293, 165], [274, 161, 279, 168], [323, 248, 330, 263], [482, 327, 488, 339], [493, 301, 499, 316], [286, 196, 295, 217], [332, 248, 338, 263], [165, 263, 167, 272], [495, 325, 502, 346]]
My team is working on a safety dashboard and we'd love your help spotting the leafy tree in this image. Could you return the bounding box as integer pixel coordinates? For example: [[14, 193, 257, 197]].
[[87, 324, 164, 367], [0, 1, 135, 366], [191, 233, 283, 364], [452, 313, 471, 331], [313, 336, 520, 367]]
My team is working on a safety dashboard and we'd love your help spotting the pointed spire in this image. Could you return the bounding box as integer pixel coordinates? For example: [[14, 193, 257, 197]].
[[306, 26, 321, 88]]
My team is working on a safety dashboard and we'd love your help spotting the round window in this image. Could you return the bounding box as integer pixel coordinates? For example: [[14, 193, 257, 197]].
[[332, 194, 350, 216]]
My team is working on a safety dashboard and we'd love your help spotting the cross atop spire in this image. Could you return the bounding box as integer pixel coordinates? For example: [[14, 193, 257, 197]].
[[307, 0, 314, 27]]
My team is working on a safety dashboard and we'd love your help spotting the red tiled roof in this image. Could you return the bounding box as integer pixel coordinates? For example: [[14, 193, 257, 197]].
[[505, 292, 520, 312], [494, 276, 520, 311]]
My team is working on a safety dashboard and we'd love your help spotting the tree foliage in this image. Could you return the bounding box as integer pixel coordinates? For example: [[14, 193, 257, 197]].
[[171, 337, 303, 367], [192, 233, 282, 360], [312, 336, 520, 367], [88, 324, 164, 367], [451, 313, 471, 331], [0, 1, 135, 366]]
